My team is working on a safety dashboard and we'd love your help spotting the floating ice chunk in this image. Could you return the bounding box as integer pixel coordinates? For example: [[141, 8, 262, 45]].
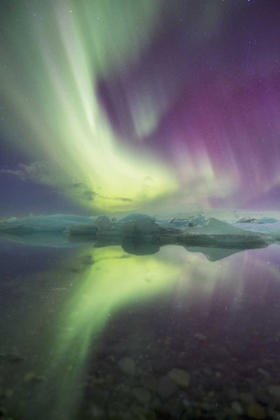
[[186, 218, 256, 235], [170, 215, 205, 228], [232, 221, 280, 238], [179, 218, 271, 248], [236, 216, 278, 224], [258, 217, 278, 224], [236, 217, 258, 223], [117, 213, 156, 223], [0, 214, 275, 252], [0, 214, 96, 233], [122, 220, 160, 237], [7, 217, 18, 223]]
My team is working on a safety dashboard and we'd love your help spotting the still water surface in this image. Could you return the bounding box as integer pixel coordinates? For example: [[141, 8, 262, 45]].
[[0, 238, 280, 420]]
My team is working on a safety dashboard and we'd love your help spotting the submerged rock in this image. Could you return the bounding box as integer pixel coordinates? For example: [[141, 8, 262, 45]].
[[268, 385, 280, 401], [167, 368, 190, 388], [231, 401, 244, 415], [132, 387, 151, 404], [118, 357, 135, 376], [246, 403, 266, 419], [141, 374, 158, 392], [157, 376, 178, 399]]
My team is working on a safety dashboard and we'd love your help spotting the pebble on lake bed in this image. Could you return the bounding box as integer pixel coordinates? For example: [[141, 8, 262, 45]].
[[132, 387, 151, 404], [118, 357, 135, 376], [157, 376, 178, 399], [167, 368, 190, 388], [231, 401, 244, 415], [269, 385, 280, 401], [140, 373, 158, 392], [247, 403, 266, 419]]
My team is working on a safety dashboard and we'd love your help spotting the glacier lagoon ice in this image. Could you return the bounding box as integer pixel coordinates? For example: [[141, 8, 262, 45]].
[[0, 212, 278, 260], [3, 214, 96, 232], [232, 221, 280, 237]]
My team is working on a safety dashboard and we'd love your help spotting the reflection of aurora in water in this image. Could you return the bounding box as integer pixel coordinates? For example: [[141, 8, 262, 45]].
[[45, 245, 183, 419], [1, 243, 280, 419]]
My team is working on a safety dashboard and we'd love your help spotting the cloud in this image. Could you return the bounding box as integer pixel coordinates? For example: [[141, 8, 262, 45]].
[[2, 162, 133, 205], [2, 162, 54, 185], [2, 162, 98, 202], [115, 197, 133, 202], [68, 183, 97, 202], [68, 182, 133, 203]]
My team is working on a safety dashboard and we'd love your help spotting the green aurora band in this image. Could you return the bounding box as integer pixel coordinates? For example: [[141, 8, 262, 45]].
[[1, 0, 178, 212]]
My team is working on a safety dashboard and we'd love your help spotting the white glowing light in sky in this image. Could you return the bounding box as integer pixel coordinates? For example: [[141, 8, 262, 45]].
[[1, 0, 178, 211]]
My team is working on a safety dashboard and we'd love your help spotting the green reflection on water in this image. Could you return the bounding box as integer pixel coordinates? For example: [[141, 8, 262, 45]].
[[35, 244, 183, 418], [6, 243, 277, 419], [44, 244, 232, 418]]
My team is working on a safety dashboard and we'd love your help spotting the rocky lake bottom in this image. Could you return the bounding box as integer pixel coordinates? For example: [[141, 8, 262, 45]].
[[0, 239, 280, 420]]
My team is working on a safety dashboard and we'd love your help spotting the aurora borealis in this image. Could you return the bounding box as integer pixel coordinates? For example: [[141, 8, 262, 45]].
[[1, 0, 280, 215]]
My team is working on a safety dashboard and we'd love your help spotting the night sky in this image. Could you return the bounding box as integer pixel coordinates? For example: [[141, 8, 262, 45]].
[[1, 0, 280, 217]]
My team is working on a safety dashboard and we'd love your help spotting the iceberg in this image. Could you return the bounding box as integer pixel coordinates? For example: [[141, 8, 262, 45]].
[[236, 216, 278, 224], [117, 213, 156, 223], [169, 215, 205, 228], [0, 213, 275, 255], [0, 214, 95, 233], [232, 221, 280, 239], [236, 217, 258, 223], [258, 217, 278, 224], [177, 218, 272, 248]]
